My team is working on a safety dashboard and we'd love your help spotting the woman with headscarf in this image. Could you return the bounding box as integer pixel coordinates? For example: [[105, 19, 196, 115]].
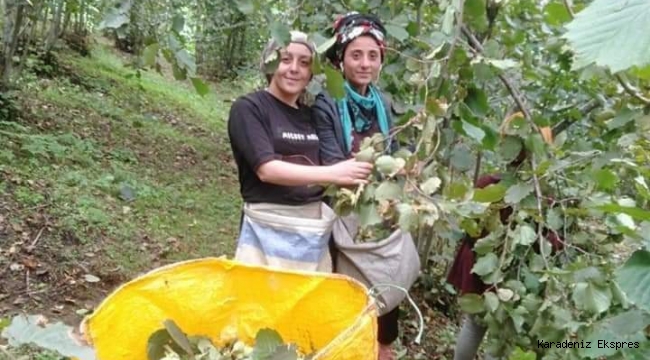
[[447, 147, 565, 360], [312, 13, 403, 360], [227, 30, 373, 273]]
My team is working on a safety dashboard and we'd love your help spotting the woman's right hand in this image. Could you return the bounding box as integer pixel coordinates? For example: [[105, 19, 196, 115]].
[[328, 158, 374, 186]]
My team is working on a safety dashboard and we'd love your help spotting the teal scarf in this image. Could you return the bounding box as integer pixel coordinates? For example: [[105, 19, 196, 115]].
[[336, 82, 390, 154]]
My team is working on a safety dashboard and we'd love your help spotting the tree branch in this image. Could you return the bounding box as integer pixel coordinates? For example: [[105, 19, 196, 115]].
[[434, 0, 466, 96], [462, 25, 549, 265], [461, 26, 538, 132], [615, 74, 650, 105], [552, 99, 601, 136], [563, 0, 576, 18]]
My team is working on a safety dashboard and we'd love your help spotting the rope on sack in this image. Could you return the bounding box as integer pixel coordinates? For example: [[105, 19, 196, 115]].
[[367, 283, 425, 345]]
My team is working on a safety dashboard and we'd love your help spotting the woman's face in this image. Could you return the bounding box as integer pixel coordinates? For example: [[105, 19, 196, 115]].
[[270, 43, 313, 97], [341, 35, 382, 91]]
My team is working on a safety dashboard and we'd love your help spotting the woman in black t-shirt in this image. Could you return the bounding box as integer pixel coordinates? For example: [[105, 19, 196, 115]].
[[227, 30, 373, 272]]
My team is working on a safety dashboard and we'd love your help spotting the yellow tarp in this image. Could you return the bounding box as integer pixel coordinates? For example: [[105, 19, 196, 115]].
[[80, 257, 378, 360]]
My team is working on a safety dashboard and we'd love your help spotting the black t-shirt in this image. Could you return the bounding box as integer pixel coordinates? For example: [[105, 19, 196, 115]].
[[227, 90, 323, 205]]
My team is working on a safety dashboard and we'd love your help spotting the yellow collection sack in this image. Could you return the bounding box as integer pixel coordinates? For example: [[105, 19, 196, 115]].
[[79, 257, 378, 360]]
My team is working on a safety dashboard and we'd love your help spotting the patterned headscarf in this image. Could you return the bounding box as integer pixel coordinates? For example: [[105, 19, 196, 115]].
[[260, 30, 316, 81], [325, 11, 387, 69]]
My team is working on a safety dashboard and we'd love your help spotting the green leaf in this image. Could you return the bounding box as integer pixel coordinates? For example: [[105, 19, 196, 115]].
[[572, 282, 612, 314], [563, 0, 650, 73], [441, 6, 456, 35], [484, 292, 499, 312], [163, 319, 193, 355], [508, 347, 536, 360], [269, 345, 299, 360], [450, 144, 475, 172], [464, 87, 489, 117], [316, 36, 336, 54], [252, 328, 284, 359], [462, 121, 486, 144], [147, 328, 185, 360], [171, 14, 185, 33], [595, 204, 650, 222], [384, 24, 409, 42], [630, 64, 650, 80], [359, 203, 383, 227], [98, 13, 129, 30], [472, 253, 498, 276], [544, 2, 572, 26], [525, 133, 546, 159], [592, 168, 619, 191], [397, 204, 418, 231], [464, 0, 488, 32], [375, 181, 402, 201], [323, 65, 345, 100], [504, 183, 534, 204], [174, 49, 196, 76], [421, 177, 442, 195], [473, 233, 500, 255], [580, 309, 650, 359], [607, 108, 639, 130], [615, 250, 650, 312], [485, 58, 520, 70], [499, 136, 523, 163], [236, 0, 256, 15], [447, 182, 470, 200], [473, 184, 506, 203], [546, 208, 563, 231], [459, 294, 485, 314], [270, 22, 292, 47], [142, 43, 159, 67], [190, 78, 210, 97], [512, 224, 536, 246], [1, 314, 96, 360]]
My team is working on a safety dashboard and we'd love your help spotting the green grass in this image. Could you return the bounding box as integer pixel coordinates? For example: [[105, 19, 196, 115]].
[[0, 39, 245, 280]]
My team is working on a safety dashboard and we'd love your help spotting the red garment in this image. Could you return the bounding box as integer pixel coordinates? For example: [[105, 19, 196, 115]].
[[446, 174, 563, 295]]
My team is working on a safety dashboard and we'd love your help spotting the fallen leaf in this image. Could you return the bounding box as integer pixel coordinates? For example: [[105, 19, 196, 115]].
[[539, 126, 554, 145], [500, 111, 524, 137], [22, 257, 38, 269], [10, 263, 24, 271], [11, 223, 23, 232], [83, 274, 100, 283]]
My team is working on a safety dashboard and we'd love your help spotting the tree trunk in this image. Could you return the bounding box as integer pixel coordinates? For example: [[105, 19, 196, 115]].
[[44, 0, 64, 53], [77, 0, 86, 34], [40, 4, 50, 39], [1, 0, 25, 86], [61, 9, 72, 35], [16, 7, 38, 77]]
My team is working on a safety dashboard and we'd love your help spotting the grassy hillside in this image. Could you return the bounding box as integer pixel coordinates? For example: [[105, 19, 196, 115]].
[[0, 39, 245, 327]]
